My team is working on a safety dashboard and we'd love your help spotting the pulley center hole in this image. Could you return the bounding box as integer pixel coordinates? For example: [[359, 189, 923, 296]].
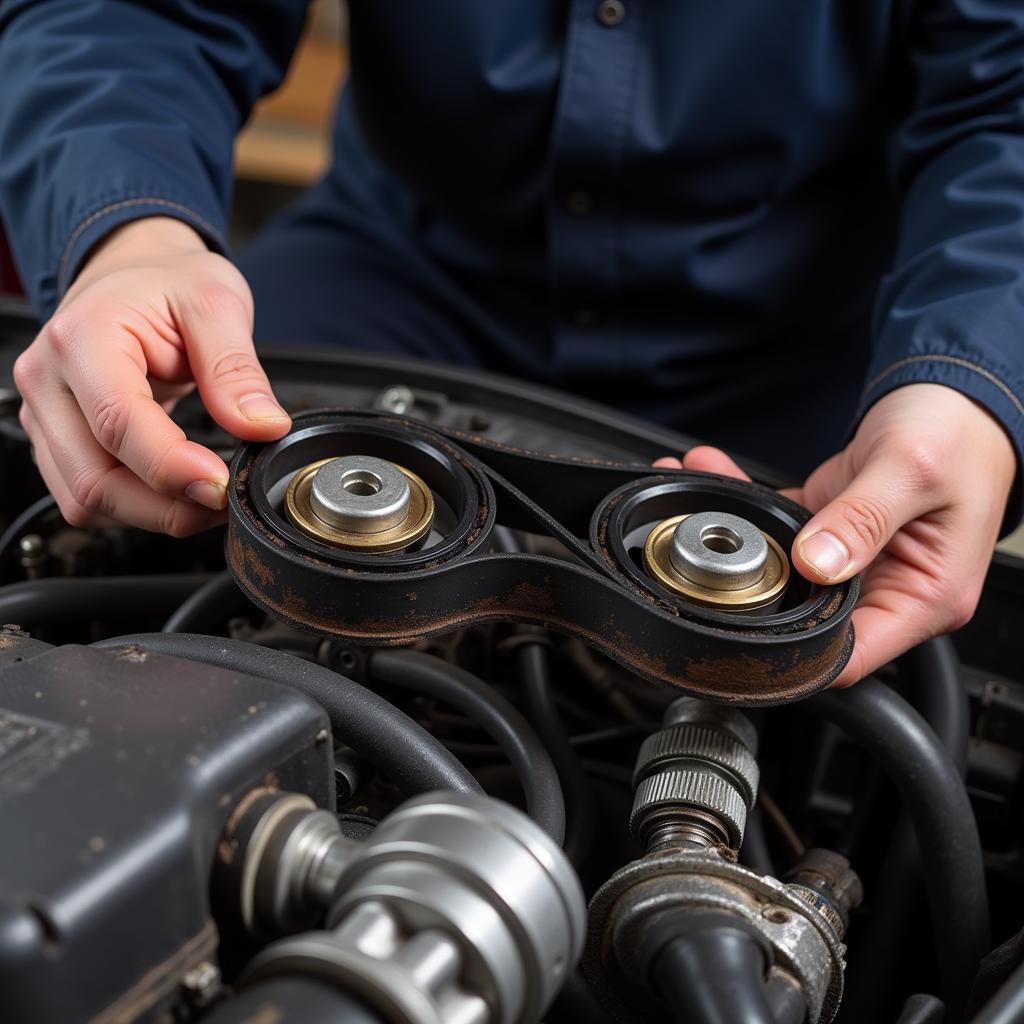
[[700, 525, 743, 554], [340, 469, 383, 497]]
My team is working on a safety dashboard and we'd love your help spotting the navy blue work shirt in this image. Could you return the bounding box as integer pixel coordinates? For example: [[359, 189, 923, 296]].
[[2, 1, 1024, 500]]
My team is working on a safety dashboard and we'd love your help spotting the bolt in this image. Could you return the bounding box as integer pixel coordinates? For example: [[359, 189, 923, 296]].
[[181, 961, 221, 1008]]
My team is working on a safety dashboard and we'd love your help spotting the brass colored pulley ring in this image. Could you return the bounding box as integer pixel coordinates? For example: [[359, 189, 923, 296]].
[[643, 513, 790, 611], [285, 457, 435, 552]]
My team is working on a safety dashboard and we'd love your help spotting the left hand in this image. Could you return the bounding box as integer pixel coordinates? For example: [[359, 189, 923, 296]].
[[655, 383, 1016, 686]]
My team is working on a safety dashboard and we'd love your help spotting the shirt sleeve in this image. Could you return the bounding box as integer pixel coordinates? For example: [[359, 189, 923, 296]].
[[0, 0, 310, 317], [862, 0, 1024, 528]]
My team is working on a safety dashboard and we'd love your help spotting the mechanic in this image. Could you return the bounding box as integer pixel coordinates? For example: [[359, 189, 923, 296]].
[[0, 2, 1020, 687]]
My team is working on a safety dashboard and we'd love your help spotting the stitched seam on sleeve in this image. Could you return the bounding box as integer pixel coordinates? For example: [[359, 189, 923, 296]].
[[57, 197, 223, 293], [864, 353, 1024, 420]]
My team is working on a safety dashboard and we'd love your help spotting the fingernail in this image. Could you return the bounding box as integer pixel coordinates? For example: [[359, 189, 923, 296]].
[[799, 530, 849, 580], [185, 480, 227, 511], [238, 392, 289, 422]]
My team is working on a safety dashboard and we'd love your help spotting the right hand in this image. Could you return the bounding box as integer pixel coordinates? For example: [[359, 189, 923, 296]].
[[13, 216, 291, 535]]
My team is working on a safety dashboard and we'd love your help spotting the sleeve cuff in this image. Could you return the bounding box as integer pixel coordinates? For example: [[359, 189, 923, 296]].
[[56, 194, 229, 302], [856, 352, 1024, 535]]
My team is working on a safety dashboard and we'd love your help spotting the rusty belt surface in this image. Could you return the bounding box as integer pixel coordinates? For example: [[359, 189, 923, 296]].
[[226, 410, 857, 705]]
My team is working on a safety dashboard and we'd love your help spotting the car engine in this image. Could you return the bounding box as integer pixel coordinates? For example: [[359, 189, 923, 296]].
[[1, 300, 1022, 1024]]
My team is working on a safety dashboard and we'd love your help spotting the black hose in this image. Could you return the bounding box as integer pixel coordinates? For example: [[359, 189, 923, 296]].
[[739, 806, 775, 876], [517, 635, 594, 861], [201, 977, 383, 1024], [93, 633, 480, 796], [647, 915, 775, 1024], [970, 958, 1024, 1024], [765, 974, 808, 1024], [548, 971, 616, 1024], [896, 993, 946, 1024], [0, 574, 212, 626], [902, 635, 970, 774], [368, 648, 565, 844], [161, 570, 248, 633], [809, 678, 989, 1021], [841, 636, 970, 1023]]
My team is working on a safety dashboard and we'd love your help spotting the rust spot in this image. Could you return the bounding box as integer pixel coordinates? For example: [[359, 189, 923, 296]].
[[114, 644, 148, 663]]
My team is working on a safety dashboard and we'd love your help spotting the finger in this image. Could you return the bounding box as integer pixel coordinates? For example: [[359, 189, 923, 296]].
[[27, 316, 231, 508], [172, 283, 291, 440], [832, 599, 934, 688], [20, 406, 120, 529], [791, 452, 939, 585], [653, 446, 752, 481], [682, 445, 752, 481], [26, 383, 226, 535]]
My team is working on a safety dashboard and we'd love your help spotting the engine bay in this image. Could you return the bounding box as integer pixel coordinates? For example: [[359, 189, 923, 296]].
[[1, 302, 1023, 1024]]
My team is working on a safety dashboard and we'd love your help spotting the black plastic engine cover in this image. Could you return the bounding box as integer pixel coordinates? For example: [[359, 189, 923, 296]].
[[0, 641, 334, 1024]]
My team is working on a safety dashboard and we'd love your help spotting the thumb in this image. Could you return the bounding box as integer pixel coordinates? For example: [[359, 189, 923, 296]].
[[792, 453, 932, 584], [177, 283, 292, 441]]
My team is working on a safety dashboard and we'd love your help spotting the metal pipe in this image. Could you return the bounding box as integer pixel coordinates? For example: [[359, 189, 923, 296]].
[[93, 633, 481, 796]]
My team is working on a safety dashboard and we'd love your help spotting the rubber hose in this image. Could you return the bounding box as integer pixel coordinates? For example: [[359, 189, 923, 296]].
[[969, 958, 1024, 1024], [0, 574, 212, 627], [161, 570, 248, 633], [809, 679, 989, 1021], [201, 977, 384, 1024], [93, 633, 480, 796], [517, 636, 594, 860], [739, 806, 776, 876], [368, 648, 565, 844], [841, 636, 970, 1024], [896, 993, 946, 1024], [649, 921, 775, 1024]]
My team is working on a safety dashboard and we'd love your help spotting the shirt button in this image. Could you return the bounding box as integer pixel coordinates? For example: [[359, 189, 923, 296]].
[[574, 307, 601, 327], [596, 0, 625, 26], [566, 190, 593, 216]]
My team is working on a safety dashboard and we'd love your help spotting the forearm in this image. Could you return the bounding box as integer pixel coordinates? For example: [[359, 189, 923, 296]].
[[865, 0, 1024, 528], [0, 0, 310, 315]]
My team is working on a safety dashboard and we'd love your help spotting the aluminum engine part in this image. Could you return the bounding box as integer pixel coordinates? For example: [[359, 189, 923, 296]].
[[643, 510, 790, 611], [584, 848, 850, 1024], [285, 455, 435, 552], [630, 696, 760, 851], [237, 791, 586, 1024]]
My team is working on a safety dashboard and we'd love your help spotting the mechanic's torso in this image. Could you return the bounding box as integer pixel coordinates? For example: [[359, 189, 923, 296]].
[[341, 1, 903, 359]]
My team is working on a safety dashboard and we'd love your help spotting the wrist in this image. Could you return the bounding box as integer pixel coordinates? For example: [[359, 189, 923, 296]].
[[67, 216, 208, 298]]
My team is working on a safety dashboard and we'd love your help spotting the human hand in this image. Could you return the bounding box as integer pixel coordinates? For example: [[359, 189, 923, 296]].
[[13, 216, 291, 535], [655, 384, 1016, 685]]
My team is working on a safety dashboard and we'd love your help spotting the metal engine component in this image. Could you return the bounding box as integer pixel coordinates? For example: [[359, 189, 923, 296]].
[[643, 510, 790, 610], [586, 696, 861, 1023], [286, 455, 435, 552], [0, 639, 334, 1024], [630, 696, 760, 852], [784, 848, 865, 938], [585, 848, 857, 1024], [231, 790, 586, 1024]]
